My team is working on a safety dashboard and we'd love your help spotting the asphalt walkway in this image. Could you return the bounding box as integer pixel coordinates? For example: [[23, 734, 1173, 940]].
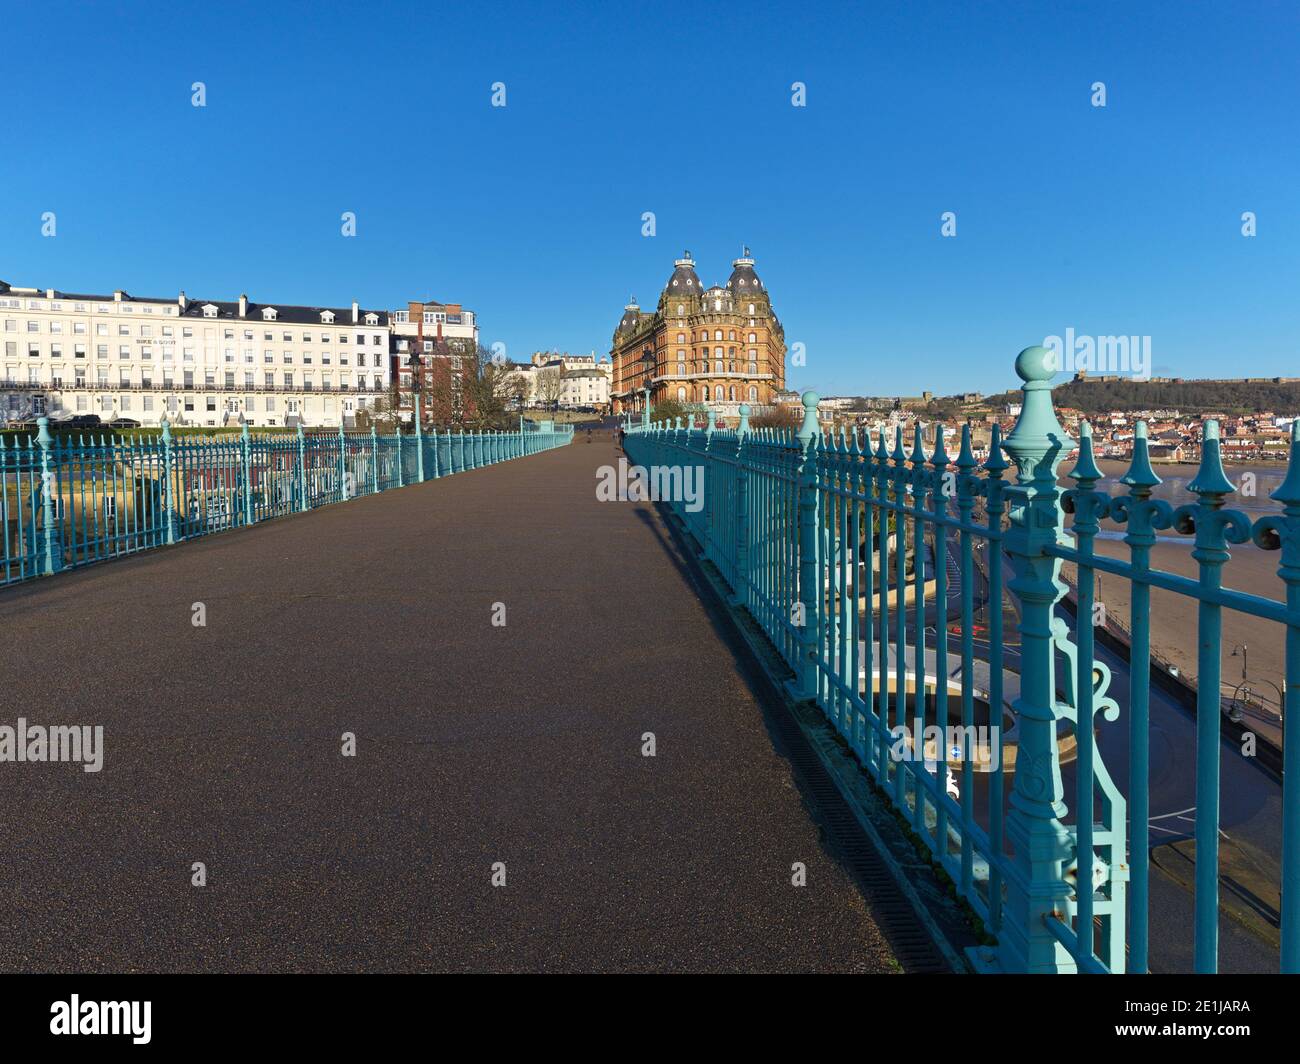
[[0, 436, 898, 972]]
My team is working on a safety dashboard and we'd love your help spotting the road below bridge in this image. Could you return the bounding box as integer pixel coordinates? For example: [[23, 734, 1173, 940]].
[[0, 436, 907, 973]]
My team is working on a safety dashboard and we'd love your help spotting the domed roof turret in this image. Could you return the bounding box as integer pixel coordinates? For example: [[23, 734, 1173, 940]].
[[664, 251, 702, 295], [616, 297, 640, 333], [726, 247, 763, 293]]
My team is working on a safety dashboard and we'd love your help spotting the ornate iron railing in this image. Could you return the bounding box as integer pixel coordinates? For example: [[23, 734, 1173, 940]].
[[624, 345, 1300, 974], [1, 418, 572, 587]]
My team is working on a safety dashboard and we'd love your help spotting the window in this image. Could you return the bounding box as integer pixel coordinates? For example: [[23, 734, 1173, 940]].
[[27, 321, 39, 332], [119, 345, 130, 358]]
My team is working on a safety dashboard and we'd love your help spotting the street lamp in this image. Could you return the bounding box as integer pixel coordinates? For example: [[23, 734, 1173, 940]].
[[1231, 643, 1248, 681], [407, 348, 425, 481], [407, 349, 423, 432], [640, 349, 655, 428]]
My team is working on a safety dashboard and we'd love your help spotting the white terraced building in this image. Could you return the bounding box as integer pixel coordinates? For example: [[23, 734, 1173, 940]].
[[0, 280, 393, 428]]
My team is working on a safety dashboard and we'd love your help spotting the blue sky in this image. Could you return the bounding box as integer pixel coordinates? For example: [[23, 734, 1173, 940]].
[[2, 0, 1297, 397]]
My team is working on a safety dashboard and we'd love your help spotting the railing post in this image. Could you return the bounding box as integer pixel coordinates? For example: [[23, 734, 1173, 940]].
[[1273, 418, 1300, 972], [785, 391, 821, 703], [36, 416, 64, 575], [296, 423, 308, 512], [1184, 420, 1238, 973], [338, 424, 349, 501], [161, 416, 177, 545], [414, 393, 425, 483], [984, 346, 1075, 974], [732, 404, 751, 609], [370, 424, 379, 494], [241, 419, 254, 525]]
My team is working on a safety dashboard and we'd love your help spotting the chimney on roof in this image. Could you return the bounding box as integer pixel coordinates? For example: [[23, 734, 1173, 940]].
[[46, 288, 54, 299], [352, 300, 359, 324], [238, 294, 248, 318], [113, 290, 124, 302], [178, 290, 187, 310]]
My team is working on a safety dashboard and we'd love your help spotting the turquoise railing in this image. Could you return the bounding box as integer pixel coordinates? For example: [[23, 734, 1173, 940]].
[[625, 346, 1300, 974], [1, 419, 572, 587]]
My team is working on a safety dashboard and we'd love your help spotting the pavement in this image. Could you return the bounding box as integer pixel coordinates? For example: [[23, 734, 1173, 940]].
[[0, 436, 898, 973]]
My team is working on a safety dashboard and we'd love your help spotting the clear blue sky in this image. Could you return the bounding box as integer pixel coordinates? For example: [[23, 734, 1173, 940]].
[[2, 0, 1297, 397]]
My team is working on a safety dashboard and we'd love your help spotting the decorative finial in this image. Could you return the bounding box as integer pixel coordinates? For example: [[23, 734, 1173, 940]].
[[1069, 420, 1103, 484], [1188, 419, 1235, 497], [1121, 420, 1160, 489]]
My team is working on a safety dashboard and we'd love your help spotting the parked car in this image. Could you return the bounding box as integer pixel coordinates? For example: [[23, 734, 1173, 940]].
[[107, 417, 141, 429]]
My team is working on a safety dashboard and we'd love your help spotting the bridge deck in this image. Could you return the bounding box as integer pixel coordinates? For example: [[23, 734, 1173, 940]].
[[0, 437, 899, 972]]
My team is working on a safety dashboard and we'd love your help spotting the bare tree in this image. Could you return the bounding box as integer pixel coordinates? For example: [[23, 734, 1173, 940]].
[[535, 366, 563, 408]]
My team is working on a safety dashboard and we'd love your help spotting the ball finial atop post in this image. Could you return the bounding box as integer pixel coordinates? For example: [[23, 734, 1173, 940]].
[[798, 391, 820, 443]]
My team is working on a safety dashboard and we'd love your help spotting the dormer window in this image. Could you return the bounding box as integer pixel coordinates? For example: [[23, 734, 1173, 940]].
[[321, 311, 335, 324], [202, 304, 218, 318], [262, 307, 278, 321], [365, 313, 378, 325]]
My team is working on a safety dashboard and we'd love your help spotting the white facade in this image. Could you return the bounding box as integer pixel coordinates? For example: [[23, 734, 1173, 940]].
[[1, 282, 392, 428], [515, 352, 612, 409]]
